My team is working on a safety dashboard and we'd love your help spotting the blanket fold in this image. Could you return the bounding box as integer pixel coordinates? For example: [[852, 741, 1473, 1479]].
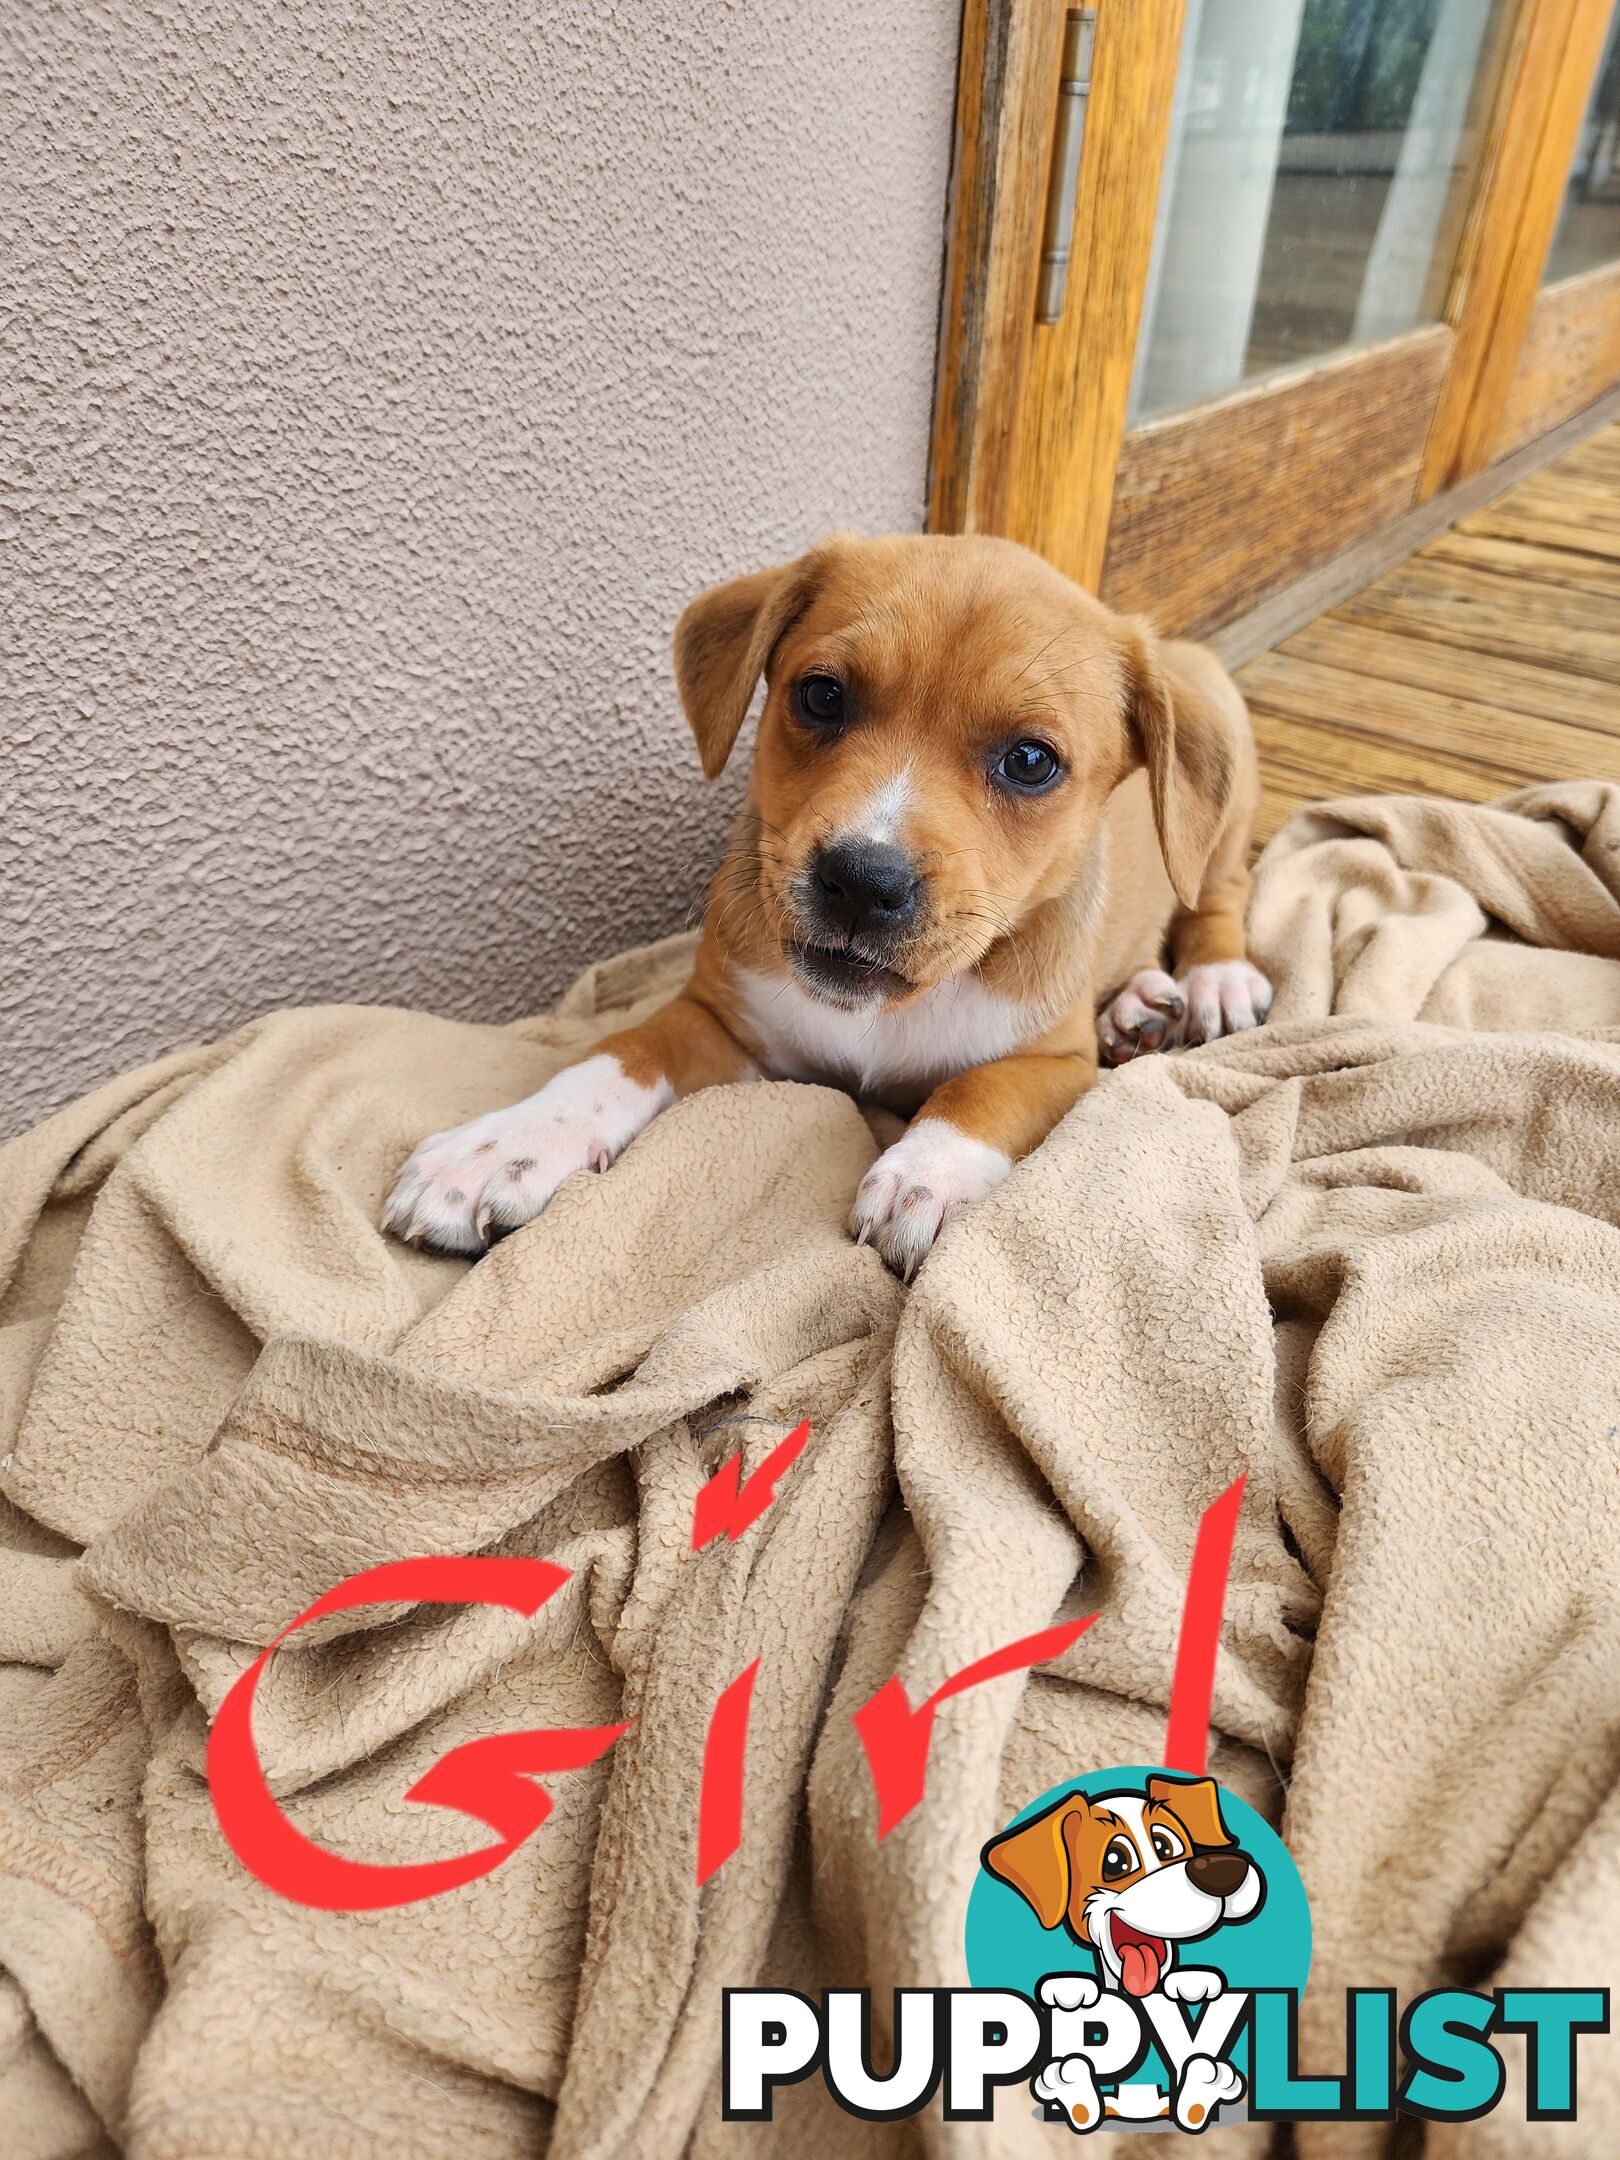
[[2, 783, 1618, 2159]]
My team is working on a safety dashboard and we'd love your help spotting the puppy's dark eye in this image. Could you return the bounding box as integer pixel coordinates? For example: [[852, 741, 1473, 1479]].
[[1101, 1836, 1138, 1881], [995, 738, 1061, 791], [795, 675, 845, 729]]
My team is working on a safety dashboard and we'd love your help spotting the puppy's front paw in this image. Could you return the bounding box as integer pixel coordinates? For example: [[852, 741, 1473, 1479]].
[[1033, 2053, 1105, 2133], [1039, 1974, 1101, 2013], [1179, 960, 1273, 1047], [1172, 2053, 1243, 2132], [1097, 969, 1184, 1065], [849, 1118, 1011, 1280], [1161, 1967, 1223, 2005], [383, 1054, 672, 1254]]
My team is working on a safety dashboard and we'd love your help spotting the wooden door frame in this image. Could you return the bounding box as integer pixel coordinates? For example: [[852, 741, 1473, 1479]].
[[1497, 257, 1620, 454], [930, 0, 1617, 636], [1422, 0, 1615, 488], [1496, 2, 1620, 452], [929, 0, 1187, 587]]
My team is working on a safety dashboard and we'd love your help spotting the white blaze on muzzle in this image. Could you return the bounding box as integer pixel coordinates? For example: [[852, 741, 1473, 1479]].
[[847, 762, 914, 847]]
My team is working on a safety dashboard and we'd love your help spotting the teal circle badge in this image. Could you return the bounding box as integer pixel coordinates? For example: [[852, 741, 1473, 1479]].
[[965, 1766, 1310, 2129]]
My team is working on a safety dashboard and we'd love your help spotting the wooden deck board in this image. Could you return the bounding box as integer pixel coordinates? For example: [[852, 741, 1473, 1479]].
[[1421, 529, 1620, 600], [1239, 415, 1620, 842], [1298, 608, 1620, 716], [1459, 503, 1620, 564]]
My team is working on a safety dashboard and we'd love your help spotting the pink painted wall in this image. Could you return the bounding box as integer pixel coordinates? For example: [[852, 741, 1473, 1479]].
[[4, 0, 958, 1134]]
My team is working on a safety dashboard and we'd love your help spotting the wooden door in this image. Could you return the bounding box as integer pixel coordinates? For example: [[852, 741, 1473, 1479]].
[[931, 0, 1617, 639]]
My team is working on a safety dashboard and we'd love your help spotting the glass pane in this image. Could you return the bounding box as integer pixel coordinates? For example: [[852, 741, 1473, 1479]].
[[1543, 7, 1620, 285], [1129, 0, 1512, 426]]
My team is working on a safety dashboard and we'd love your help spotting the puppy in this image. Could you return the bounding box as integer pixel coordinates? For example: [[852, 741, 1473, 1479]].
[[985, 1775, 1263, 2134], [384, 533, 1270, 1273]]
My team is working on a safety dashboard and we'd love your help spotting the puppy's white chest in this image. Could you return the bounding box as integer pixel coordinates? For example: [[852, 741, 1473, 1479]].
[[734, 968, 1034, 1106]]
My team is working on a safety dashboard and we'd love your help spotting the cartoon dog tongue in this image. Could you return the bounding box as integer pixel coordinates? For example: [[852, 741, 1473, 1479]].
[[1117, 1930, 1164, 1997]]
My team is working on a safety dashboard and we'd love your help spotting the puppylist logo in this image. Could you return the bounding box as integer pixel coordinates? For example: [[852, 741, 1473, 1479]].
[[723, 1485, 1611, 2133], [202, 1431, 1608, 2134], [731, 1763, 1608, 2134]]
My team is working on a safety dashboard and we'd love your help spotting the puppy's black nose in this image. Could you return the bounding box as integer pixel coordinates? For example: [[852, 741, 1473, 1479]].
[[812, 840, 920, 937], [1187, 1849, 1250, 1899]]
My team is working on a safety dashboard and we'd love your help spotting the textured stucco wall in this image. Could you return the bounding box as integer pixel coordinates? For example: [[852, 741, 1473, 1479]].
[[3, 0, 958, 1137]]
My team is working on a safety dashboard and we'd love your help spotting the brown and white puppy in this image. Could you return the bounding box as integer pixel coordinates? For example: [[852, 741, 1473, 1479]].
[[383, 533, 1271, 1274]]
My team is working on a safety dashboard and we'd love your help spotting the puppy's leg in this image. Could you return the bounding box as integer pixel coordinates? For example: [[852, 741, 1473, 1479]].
[[1099, 847, 1271, 1060], [851, 1041, 1094, 1278], [1160, 647, 1272, 1048], [385, 992, 753, 1253], [1098, 783, 1271, 1064], [1167, 809, 1272, 1049]]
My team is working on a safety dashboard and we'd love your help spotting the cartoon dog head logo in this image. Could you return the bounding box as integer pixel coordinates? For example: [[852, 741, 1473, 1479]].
[[981, 1772, 1265, 1998]]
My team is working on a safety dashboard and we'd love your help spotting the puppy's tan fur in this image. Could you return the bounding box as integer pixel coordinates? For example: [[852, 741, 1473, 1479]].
[[384, 533, 1266, 1271]]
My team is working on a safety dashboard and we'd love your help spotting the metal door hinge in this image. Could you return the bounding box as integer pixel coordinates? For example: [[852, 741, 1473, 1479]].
[[1036, 8, 1096, 325]]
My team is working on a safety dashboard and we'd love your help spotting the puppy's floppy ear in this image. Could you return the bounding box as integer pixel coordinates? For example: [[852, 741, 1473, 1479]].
[[672, 548, 825, 780], [981, 1791, 1093, 1930], [1123, 622, 1236, 912], [1147, 1774, 1233, 1851]]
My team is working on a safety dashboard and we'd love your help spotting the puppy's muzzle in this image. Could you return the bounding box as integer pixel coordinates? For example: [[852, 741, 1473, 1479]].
[[808, 839, 921, 943]]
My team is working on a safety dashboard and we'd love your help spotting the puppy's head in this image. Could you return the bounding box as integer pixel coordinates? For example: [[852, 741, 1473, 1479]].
[[674, 533, 1234, 1011], [981, 1776, 1264, 1997]]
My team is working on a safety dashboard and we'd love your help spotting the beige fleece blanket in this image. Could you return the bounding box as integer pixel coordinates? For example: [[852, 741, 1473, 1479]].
[[3, 781, 1620, 2160]]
